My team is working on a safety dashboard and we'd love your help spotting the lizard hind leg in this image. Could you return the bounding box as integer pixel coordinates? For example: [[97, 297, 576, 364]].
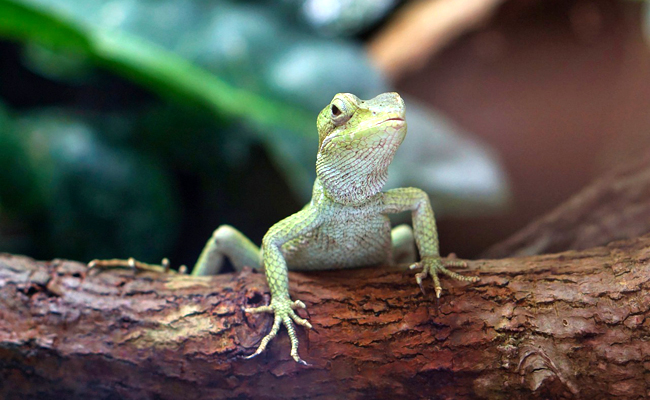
[[391, 224, 417, 264], [192, 225, 261, 276]]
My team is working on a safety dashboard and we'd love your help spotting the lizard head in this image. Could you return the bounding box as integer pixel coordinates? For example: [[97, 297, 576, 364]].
[[315, 92, 407, 204]]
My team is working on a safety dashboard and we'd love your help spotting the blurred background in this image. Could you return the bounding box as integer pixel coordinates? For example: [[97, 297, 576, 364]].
[[0, 0, 647, 267]]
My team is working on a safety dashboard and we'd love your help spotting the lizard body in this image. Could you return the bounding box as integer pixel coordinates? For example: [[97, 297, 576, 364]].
[[192, 92, 479, 364]]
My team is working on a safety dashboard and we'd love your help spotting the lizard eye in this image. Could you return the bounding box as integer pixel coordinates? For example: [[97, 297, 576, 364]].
[[330, 98, 351, 125]]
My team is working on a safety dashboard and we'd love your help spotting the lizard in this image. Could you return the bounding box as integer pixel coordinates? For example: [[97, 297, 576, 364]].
[[90, 92, 479, 365]]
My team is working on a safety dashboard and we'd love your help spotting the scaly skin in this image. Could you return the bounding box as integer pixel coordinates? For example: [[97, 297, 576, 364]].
[[197, 92, 478, 364], [90, 92, 480, 364]]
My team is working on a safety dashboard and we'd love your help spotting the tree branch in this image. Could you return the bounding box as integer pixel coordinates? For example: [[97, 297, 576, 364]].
[[483, 152, 650, 258], [368, 0, 505, 80], [1, 234, 649, 399]]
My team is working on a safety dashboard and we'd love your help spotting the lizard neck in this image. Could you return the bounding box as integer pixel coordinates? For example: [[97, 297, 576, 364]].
[[314, 165, 388, 206]]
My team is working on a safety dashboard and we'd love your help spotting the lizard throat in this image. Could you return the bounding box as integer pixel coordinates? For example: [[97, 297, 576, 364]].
[[315, 140, 399, 205]]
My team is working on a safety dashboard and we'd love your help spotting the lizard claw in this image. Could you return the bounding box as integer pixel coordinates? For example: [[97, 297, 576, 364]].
[[244, 297, 312, 364], [292, 299, 307, 310], [410, 263, 427, 295], [410, 257, 479, 298], [297, 359, 311, 366]]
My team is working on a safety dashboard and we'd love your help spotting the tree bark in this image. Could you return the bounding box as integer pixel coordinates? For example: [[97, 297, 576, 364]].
[[482, 153, 650, 259], [1, 234, 650, 399]]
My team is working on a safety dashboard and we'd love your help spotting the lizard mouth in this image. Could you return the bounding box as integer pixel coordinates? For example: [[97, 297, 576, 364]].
[[376, 117, 405, 126]]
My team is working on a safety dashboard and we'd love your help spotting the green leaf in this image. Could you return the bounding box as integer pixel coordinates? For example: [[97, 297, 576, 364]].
[[0, 0, 314, 135]]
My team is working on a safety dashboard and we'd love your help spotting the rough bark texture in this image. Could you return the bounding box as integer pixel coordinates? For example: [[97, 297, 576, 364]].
[[483, 153, 650, 259], [1, 236, 650, 399]]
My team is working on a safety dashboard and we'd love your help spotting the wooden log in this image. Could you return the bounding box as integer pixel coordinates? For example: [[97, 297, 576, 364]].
[[483, 153, 650, 259], [1, 235, 649, 399]]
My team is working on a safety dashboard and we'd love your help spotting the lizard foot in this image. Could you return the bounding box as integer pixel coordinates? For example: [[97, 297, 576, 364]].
[[244, 298, 312, 365], [409, 256, 480, 298], [87, 257, 187, 274]]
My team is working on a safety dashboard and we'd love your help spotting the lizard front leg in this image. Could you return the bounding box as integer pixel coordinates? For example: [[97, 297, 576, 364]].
[[383, 187, 479, 297], [244, 206, 322, 364]]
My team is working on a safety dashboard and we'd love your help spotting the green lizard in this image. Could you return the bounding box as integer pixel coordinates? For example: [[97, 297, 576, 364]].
[[192, 92, 479, 364], [90, 92, 479, 364]]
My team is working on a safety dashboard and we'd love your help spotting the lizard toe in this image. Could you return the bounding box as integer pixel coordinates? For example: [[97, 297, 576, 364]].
[[245, 297, 311, 363], [413, 256, 479, 298]]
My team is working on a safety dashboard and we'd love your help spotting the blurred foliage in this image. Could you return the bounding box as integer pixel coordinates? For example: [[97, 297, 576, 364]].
[[0, 0, 389, 195], [294, 0, 398, 37], [0, 103, 41, 215], [15, 111, 179, 260], [0, 0, 315, 130], [0, 0, 509, 264]]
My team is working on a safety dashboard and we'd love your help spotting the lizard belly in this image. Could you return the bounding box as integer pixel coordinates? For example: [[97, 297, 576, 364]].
[[282, 214, 391, 270]]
